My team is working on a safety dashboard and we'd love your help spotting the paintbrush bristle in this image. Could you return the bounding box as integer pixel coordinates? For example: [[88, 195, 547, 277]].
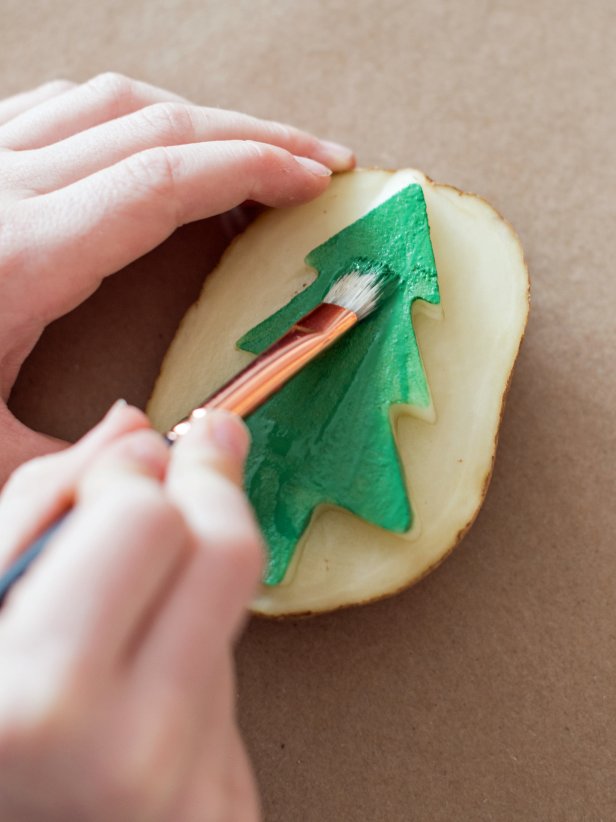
[[324, 270, 387, 320]]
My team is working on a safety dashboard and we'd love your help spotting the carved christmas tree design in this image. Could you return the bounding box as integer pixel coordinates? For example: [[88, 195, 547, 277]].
[[238, 184, 440, 584]]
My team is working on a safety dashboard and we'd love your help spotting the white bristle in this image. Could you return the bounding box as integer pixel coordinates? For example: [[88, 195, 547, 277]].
[[324, 271, 383, 320]]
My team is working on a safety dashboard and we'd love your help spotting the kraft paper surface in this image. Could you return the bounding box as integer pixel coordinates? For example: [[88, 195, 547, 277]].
[[1, 1, 614, 819]]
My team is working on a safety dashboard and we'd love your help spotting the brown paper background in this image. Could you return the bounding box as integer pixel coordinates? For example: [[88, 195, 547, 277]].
[[1, 1, 615, 819]]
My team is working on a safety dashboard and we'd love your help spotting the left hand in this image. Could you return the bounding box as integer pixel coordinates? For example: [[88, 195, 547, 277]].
[[0, 74, 355, 480]]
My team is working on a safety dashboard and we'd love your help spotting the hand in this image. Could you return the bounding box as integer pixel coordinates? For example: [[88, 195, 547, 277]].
[[0, 74, 355, 479], [0, 402, 264, 821]]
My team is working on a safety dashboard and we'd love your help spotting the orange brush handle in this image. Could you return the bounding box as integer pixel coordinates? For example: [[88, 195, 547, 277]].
[[166, 302, 357, 441], [0, 304, 356, 606]]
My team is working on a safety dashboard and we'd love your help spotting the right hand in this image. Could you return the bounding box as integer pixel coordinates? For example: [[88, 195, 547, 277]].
[[0, 403, 264, 821]]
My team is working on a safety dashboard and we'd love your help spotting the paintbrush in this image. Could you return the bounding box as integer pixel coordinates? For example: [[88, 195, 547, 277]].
[[0, 269, 391, 605]]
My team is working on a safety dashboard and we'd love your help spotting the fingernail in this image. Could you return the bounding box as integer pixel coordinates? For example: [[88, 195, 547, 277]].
[[319, 140, 355, 169], [104, 399, 128, 423], [199, 411, 250, 462], [294, 156, 332, 177], [74, 399, 130, 453]]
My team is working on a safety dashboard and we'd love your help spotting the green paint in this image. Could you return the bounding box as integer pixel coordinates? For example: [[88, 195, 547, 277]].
[[238, 184, 440, 584]]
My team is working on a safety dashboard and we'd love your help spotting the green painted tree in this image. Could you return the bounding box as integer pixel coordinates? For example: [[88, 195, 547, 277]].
[[238, 184, 440, 584]]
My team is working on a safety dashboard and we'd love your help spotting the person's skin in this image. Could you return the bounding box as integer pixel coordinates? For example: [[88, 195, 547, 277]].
[[0, 403, 264, 821], [0, 75, 355, 821], [0, 73, 355, 482]]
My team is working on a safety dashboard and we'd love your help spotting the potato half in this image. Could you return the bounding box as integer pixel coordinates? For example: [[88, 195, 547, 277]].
[[148, 169, 529, 616]]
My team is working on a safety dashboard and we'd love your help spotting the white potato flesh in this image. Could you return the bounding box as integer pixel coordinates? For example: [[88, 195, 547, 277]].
[[148, 169, 529, 616]]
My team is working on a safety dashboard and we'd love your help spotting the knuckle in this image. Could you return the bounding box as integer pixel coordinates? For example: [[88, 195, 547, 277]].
[[138, 102, 196, 144], [41, 79, 75, 94], [241, 138, 270, 163], [240, 140, 290, 186], [122, 146, 179, 200], [237, 141, 296, 204], [86, 72, 135, 113], [297, 131, 320, 157], [271, 120, 307, 150]]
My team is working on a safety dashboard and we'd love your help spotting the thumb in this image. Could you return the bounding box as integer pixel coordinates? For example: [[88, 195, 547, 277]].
[[171, 410, 251, 488]]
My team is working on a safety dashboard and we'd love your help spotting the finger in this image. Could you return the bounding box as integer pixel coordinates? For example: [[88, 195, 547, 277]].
[[0, 402, 65, 487], [17, 141, 333, 325], [162, 411, 263, 628], [0, 80, 75, 126], [134, 413, 263, 690], [0, 401, 149, 570], [0, 72, 189, 150], [4, 429, 188, 673], [16, 103, 354, 191]]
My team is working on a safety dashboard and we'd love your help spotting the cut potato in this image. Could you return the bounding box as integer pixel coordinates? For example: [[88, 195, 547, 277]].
[[148, 169, 529, 616]]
